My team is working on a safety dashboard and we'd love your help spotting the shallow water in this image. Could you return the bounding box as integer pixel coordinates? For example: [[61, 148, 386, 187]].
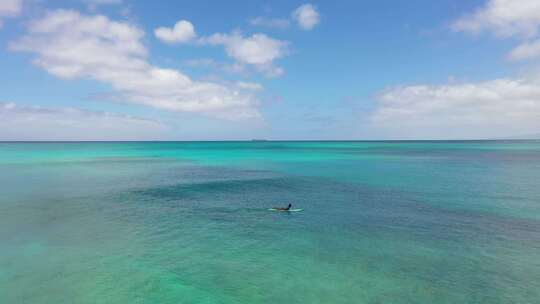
[[1, 141, 540, 303]]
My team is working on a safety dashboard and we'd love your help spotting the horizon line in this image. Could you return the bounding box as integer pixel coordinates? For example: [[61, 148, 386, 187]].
[[1, 139, 539, 143]]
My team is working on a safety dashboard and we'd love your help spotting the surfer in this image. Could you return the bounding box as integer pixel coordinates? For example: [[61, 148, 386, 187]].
[[274, 203, 292, 211]]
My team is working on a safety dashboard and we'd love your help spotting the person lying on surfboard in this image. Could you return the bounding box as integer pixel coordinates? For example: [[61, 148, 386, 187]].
[[273, 203, 292, 211]]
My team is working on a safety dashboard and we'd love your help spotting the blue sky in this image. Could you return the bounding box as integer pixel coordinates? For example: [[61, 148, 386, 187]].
[[1, 0, 540, 140]]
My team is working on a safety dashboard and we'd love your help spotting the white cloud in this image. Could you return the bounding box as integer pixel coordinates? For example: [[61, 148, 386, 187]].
[[250, 4, 320, 31], [201, 31, 288, 77], [154, 20, 196, 44], [0, 0, 22, 16], [249, 17, 290, 29], [368, 0, 540, 139], [292, 4, 320, 30], [452, 1, 540, 62], [10, 10, 260, 120], [203, 32, 286, 65], [0, 0, 22, 28], [509, 39, 540, 60], [0, 102, 167, 141], [452, 0, 540, 38], [370, 78, 540, 139]]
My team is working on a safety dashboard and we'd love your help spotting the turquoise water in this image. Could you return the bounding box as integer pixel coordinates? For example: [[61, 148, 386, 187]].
[[1, 141, 540, 303]]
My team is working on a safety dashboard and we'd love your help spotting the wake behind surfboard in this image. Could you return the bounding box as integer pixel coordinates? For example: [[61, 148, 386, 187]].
[[268, 208, 303, 212]]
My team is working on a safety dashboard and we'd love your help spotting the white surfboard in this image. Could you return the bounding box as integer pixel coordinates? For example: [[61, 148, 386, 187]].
[[268, 208, 303, 212]]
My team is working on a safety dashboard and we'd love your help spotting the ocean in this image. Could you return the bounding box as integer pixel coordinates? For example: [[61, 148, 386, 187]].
[[1, 141, 539, 303]]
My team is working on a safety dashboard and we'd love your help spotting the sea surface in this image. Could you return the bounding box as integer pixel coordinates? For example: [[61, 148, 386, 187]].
[[1, 141, 539, 303]]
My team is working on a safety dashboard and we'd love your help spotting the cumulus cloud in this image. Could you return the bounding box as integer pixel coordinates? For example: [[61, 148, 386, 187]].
[[200, 31, 288, 77], [292, 4, 320, 30], [154, 20, 196, 43], [0, 102, 167, 141], [452, 0, 540, 38], [249, 17, 290, 29], [10, 9, 260, 120], [370, 78, 540, 139]]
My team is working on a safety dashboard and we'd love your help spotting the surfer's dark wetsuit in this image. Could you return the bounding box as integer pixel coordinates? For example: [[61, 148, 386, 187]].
[[277, 204, 292, 211]]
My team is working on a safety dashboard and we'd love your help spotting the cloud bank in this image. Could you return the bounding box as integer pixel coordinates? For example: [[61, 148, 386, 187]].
[[369, 0, 540, 139], [371, 78, 540, 139], [10, 9, 261, 120], [0, 102, 167, 141]]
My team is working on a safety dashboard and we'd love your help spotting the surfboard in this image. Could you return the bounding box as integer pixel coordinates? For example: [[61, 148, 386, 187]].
[[268, 208, 303, 212]]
